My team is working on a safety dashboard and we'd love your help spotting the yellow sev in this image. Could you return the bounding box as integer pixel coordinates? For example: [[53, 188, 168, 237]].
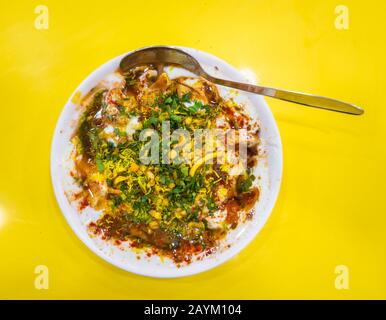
[[189, 152, 224, 177]]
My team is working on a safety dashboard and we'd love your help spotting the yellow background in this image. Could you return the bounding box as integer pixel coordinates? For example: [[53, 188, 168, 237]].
[[0, 0, 385, 299]]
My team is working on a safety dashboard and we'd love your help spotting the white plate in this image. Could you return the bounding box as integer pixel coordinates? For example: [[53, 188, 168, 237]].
[[51, 46, 283, 278]]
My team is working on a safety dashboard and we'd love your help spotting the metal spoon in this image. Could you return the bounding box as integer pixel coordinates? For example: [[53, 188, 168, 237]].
[[120, 46, 364, 115]]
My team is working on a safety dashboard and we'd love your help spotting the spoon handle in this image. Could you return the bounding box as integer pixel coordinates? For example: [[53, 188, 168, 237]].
[[208, 76, 363, 115]]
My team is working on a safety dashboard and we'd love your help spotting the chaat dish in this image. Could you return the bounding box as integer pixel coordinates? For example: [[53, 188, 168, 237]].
[[70, 65, 261, 264]]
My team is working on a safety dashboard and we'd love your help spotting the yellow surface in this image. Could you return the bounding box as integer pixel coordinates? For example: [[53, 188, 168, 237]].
[[0, 0, 385, 299]]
